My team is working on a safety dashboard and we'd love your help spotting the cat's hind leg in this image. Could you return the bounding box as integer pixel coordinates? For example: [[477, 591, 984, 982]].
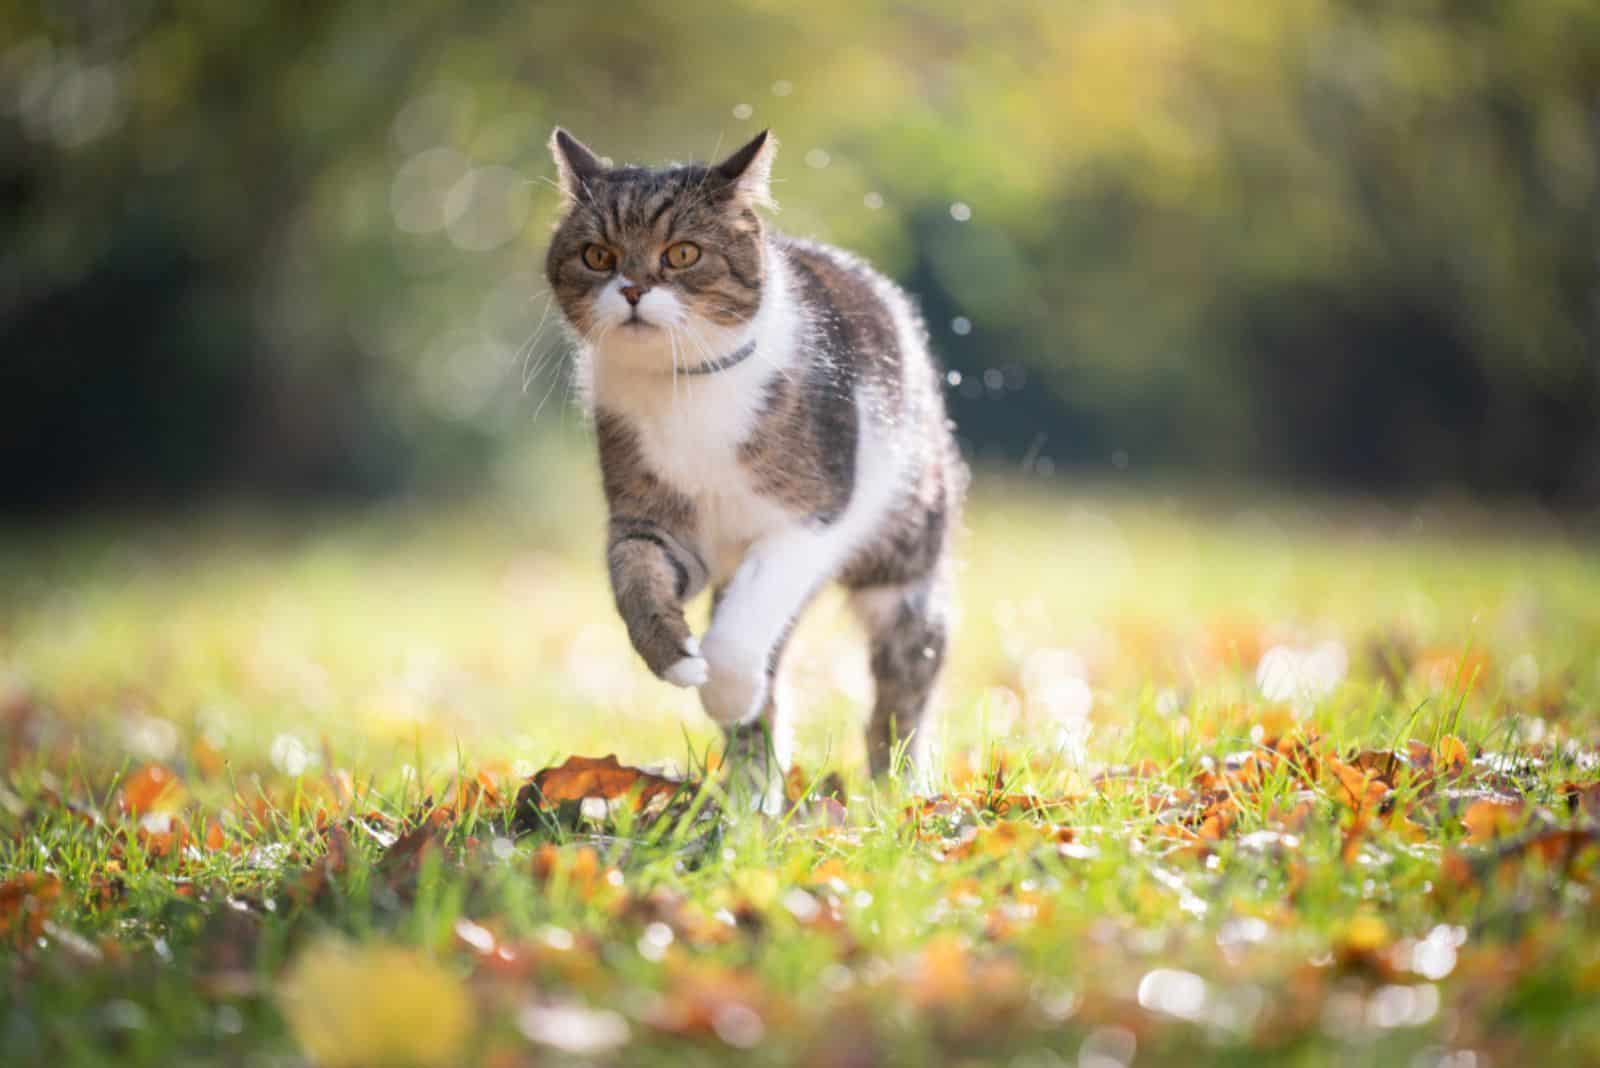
[[851, 568, 951, 784]]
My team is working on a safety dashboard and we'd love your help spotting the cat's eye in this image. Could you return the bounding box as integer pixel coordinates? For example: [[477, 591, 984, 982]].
[[581, 244, 615, 272], [662, 241, 701, 269]]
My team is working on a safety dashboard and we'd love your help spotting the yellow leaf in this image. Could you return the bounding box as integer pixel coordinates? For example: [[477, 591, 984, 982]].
[[1341, 912, 1389, 953], [279, 939, 474, 1068]]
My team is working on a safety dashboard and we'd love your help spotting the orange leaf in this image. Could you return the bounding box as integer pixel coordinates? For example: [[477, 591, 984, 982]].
[[121, 764, 184, 816], [522, 754, 684, 811], [1325, 757, 1388, 816], [1462, 798, 1526, 843], [904, 934, 972, 1008], [0, 873, 62, 941]]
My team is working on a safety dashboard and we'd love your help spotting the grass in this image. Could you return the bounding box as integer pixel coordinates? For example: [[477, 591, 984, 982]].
[[3, 455, 1599, 1066]]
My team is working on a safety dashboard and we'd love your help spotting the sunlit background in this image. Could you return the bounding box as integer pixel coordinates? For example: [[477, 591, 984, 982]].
[[2, 0, 1599, 782], [4, 0, 1597, 513]]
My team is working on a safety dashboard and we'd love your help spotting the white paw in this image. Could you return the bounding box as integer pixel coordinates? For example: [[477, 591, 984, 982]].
[[698, 634, 768, 726], [663, 655, 709, 688]]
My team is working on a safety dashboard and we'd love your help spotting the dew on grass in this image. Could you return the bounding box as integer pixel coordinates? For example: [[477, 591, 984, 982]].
[[1217, 916, 1270, 950], [454, 918, 494, 954], [539, 925, 574, 951], [712, 1002, 765, 1048], [949, 201, 972, 222], [782, 887, 821, 922], [518, 1003, 631, 1055], [1367, 983, 1439, 1028], [1137, 968, 1208, 1022], [1078, 1025, 1136, 1068], [637, 921, 674, 961], [1409, 925, 1465, 980]]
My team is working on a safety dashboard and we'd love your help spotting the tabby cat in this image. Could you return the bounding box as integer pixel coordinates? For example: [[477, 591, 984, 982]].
[[545, 128, 966, 799]]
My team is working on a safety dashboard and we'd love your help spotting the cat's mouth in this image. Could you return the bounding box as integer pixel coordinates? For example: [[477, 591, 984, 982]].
[[621, 312, 656, 330]]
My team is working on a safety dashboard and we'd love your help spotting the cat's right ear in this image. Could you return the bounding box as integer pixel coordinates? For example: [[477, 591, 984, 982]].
[[550, 127, 604, 203]]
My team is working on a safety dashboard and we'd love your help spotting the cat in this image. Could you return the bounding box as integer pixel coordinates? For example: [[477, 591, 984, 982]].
[[544, 128, 966, 800]]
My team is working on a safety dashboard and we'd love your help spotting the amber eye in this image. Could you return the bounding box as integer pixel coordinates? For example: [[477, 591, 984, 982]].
[[662, 241, 701, 269], [581, 244, 615, 272]]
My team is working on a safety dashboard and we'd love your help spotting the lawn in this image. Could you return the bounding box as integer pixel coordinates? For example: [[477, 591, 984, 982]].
[[3, 457, 1599, 1067]]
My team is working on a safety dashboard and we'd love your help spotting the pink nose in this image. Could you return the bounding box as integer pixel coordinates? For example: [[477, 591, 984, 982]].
[[621, 283, 649, 306]]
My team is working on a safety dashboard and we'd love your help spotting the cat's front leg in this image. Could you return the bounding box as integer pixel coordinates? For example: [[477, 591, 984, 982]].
[[607, 520, 709, 687], [699, 526, 836, 727]]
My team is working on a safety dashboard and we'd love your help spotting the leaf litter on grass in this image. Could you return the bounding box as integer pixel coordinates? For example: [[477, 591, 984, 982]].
[[4, 495, 1600, 1065], [14, 716, 1598, 1064]]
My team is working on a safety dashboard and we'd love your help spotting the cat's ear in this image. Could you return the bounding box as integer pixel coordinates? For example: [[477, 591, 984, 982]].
[[549, 127, 604, 202], [713, 129, 777, 209]]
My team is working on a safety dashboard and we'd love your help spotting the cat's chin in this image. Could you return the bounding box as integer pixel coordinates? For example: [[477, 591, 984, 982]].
[[590, 325, 688, 376]]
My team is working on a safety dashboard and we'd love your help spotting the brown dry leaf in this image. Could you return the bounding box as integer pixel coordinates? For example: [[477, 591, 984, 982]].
[[1325, 757, 1389, 816], [1406, 740, 1436, 779], [0, 872, 63, 942], [1563, 781, 1600, 820], [1462, 798, 1527, 843], [120, 764, 185, 816], [644, 958, 773, 1044], [1349, 749, 1404, 786], [135, 813, 191, 857], [1523, 828, 1600, 869], [521, 754, 684, 811], [903, 933, 972, 1008]]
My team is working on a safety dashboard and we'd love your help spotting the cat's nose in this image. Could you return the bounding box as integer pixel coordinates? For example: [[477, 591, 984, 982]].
[[620, 283, 650, 306]]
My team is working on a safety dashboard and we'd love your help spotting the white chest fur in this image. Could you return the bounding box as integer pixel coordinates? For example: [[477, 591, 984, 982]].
[[615, 367, 794, 582], [581, 255, 805, 583]]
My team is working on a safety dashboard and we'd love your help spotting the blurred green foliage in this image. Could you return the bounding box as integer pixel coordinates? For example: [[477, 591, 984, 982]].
[[2, 0, 1597, 510]]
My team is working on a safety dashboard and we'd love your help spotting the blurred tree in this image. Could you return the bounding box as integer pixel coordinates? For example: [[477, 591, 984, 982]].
[[2, 0, 1596, 512]]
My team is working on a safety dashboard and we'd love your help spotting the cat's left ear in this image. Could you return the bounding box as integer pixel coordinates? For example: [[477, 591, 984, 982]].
[[714, 130, 777, 209]]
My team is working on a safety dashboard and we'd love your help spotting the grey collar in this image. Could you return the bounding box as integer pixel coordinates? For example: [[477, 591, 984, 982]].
[[683, 339, 758, 376]]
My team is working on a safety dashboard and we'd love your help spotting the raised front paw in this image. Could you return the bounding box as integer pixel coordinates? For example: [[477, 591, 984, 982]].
[[662, 637, 709, 688], [697, 632, 769, 727]]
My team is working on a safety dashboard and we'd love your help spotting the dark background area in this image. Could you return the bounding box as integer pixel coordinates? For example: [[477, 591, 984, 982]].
[[3, 1, 1597, 516]]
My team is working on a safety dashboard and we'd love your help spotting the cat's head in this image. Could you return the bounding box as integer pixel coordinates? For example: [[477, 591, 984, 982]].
[[544, 129, 776, 366]]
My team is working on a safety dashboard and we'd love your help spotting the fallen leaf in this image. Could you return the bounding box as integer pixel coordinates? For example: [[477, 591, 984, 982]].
[[120, 764, 185, 816], [1462, 798, 1527, 843], [518, 754, 685, 813], [279, 938, 474, 1067], [0, 872, 63, 942]]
